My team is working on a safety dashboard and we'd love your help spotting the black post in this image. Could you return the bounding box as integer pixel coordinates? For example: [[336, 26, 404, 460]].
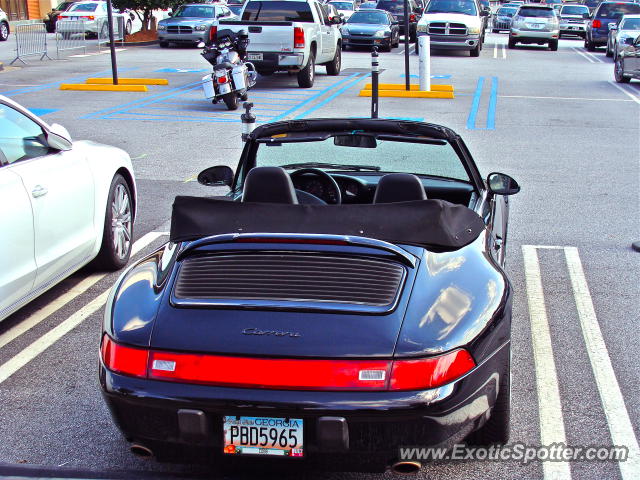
[[106, 0, 118, 85], [371, 46, 379, 119], [241, 102, 256, 142], [403, 0, 410, 91]]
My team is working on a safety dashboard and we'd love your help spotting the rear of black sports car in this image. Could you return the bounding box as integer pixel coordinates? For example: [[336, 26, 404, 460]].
[[99, 199, 512, 472]]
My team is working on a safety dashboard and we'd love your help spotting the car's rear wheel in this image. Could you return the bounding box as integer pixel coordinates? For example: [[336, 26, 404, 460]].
[[467, 345, 511, 445], [94, 174, 133, 271], [326, 46, 341, 75], [615, 56, 631, 83], [297, 51, 315, 88], [549, 39, 558, 51], [0, 21, 8, 41], [585, 37, 596, 51], [470, 42, 481, 56]]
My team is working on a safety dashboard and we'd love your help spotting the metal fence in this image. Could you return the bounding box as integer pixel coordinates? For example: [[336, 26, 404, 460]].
[[10, 22, 51, 65], [55, 20, 88, 57], [97, 16, 125, 51]]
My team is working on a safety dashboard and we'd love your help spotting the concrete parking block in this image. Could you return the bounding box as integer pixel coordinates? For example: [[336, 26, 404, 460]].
[[85, 78, 169, 85], [59, 84, 148, 92]]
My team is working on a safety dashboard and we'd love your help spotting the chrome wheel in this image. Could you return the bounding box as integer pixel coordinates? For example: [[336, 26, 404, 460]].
[[0, 22, 9, 41], [111, 183, 132, 260]]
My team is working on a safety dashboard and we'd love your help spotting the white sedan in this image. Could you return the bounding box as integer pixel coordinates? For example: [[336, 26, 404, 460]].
[[0, 95, 136, 322]]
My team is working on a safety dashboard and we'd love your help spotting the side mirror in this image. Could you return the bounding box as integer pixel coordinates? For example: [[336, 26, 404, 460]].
[[198, 165, 234, 186], [487, 172, 520, 195], [583, 12, 590, 19], [47, 123, 73, 151], [167, 11, 173, 16], [331, 15, 342, 24], [480, 10, 489, 16], [608, 22, 617, 30]]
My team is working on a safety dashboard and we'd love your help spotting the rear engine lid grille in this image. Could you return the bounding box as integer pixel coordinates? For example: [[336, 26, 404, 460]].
[[173, 252, 406, 310]]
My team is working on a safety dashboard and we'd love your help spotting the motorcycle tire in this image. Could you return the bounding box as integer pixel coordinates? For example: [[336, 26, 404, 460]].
[[223, 92, 239, 110]]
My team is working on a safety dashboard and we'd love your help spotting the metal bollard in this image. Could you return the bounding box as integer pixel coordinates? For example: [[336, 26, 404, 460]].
[[371, 46, 379, 119], [241, 102, 256, 142], [418, 35, 430, 92]]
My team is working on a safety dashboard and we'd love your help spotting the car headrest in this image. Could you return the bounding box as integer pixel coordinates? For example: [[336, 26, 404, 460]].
[[373, 173, 428, 204], [242, 166, 298, 204]]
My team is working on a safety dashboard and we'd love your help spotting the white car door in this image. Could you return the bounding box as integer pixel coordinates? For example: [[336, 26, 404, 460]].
[[0, 159, 36, 320], [0, 103, 95, 292], [317, 3, 339, 61]]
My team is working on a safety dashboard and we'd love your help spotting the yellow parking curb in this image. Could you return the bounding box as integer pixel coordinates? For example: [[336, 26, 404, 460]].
[[86, 78, 169, 85], [359, 89, 454, 99], [363, 83, 454, 92], [59, 84, 148, 92]]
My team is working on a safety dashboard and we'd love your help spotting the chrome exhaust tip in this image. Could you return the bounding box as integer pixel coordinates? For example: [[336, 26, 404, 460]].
[[390, 460, 422, 474], [130, 444, 153, 459]]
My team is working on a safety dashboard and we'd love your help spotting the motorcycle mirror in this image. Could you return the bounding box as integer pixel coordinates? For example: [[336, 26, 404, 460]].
[[197, 41, 206, 48]]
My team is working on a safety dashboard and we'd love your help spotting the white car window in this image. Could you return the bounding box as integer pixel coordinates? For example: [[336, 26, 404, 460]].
[[0, 105, 49, 165]]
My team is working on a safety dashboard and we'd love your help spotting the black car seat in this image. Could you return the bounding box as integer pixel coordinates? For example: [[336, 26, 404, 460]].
[[373, 173, 427, 203], [242, 166, 298, 204]]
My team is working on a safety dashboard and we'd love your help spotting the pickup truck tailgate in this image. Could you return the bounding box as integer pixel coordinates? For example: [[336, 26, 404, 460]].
[[220, 21, 295, 53]]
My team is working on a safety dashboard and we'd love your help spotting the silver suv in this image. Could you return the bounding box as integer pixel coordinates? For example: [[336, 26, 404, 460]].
[[509, 5, 560, 50], [0, 7, 9, 42]]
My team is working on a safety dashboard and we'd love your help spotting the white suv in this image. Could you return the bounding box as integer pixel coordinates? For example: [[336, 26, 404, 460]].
[[0, 7, 10, 41]]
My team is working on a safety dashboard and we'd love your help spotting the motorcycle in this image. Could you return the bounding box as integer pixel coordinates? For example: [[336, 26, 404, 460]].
[[200, 28, 257, 111]]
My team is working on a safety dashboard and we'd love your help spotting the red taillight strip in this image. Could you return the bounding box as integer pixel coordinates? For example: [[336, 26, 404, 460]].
[[101, 335, 475, 391]]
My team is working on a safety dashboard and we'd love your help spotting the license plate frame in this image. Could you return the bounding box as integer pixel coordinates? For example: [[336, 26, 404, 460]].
[[247, 53, 263, 61], [223, 415, 304, 458]]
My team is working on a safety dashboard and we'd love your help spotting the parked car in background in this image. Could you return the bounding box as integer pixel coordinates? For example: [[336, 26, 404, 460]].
[[341, 8, 399, 50], [375, 0, 421, 40], [227, 3, 244, 15], [0, 7, 9, 41], [359, 1, 379, 8], [56, 1, 128, 38], [43, 1, 75, 33], [614, 32, 640, 82], [329, 0, 358, 19], [581, 0, 600, 14], [493, 6, 517, 32], [417, 0, 488, 56], [607, 13, 640, 58], [585, 1, 640, 50], [558, 3, 589, 37], [157, 3, 237, 48], [0, 95, 136, 323], [323, 2, 343, 22], [509, 4, 559, 50]]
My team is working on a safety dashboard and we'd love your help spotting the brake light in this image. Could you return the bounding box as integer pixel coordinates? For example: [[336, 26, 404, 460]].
[[592, 19, 601, 28], [102, 336, 476, 391], [100, 335, 148, 378], [216, 75, 228, 84], [409, 13, 416, 22], [294, 26, 305, 48], [59, 15, 67, 18], [209, 25, 217, 42], [79, 15, 94, 20]]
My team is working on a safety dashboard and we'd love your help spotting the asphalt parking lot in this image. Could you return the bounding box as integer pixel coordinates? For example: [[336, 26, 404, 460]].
[[0, 24, 639, 480]]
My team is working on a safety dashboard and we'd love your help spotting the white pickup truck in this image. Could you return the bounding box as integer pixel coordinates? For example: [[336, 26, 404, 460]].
[[218, 0, 343, 87]]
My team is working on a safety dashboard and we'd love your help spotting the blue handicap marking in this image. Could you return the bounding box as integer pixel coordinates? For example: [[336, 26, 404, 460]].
[[29, 108, 59, 116], [155, 68, 208, 73]]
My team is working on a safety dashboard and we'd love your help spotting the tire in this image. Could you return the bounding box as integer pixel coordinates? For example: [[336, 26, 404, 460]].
[[93, 174, 133, 271], [613, 48, 618, 63], [0, 21, 9, 41], [470, 42, 481, 56], [549, 39, 558, 51], [159, 41, 169, 48], [585, 36, 596, 51], [508, 37, 516, 49], [223, 92, 239, 110], [297, 51, 315, 88], [393, 33, 399, 48], [615, 56, 631, 83], [605, 40, 612, 57], [381, 40, 391, 52], [467, 346, 511, 445], [326, 46, 341, 75]]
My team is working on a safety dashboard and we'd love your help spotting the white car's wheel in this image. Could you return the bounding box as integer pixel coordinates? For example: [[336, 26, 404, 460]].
[[94, 174, 133, 270]]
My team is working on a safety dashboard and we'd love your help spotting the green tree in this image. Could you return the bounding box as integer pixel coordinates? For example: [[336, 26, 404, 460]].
[[112, 0, 181, 31]]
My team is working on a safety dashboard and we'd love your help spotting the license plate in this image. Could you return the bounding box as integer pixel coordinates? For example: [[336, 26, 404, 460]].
[[528, 23, 543, 29], [247, 53, 263, 61], [223, 416, 304, 457]]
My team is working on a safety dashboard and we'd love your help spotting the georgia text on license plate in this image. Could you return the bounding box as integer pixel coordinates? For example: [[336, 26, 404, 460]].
[[247, 53, 263, 61], [528, 23, 543, 29], [223, 416, 304, 457]]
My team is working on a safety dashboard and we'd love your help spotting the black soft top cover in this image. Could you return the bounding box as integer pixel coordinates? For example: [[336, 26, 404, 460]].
[[170, 196, 485, 249]]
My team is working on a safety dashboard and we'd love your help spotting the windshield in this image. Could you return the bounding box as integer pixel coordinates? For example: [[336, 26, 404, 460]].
[[561, 5, 589, 15], [518, 7, 555, 17], [255, 136, 470, 182], [347, 10, 389, 23], [497, 7, 517, 16], [597, 3, 640, 18], [425, 0, 478, 16], [173, 5, 216, 17], [69, 3, 97, 12], [620, 17, 640, 29], [330, 1, 353, 9]]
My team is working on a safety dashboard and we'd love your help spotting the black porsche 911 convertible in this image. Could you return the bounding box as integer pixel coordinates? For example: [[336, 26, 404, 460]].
[[99, 118, 520, 473]]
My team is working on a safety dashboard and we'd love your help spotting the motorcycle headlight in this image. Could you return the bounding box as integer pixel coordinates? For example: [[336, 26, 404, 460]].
[[468, 26, 480, 34], [157, 24, 166, 30], [195, 24, 207, 31]]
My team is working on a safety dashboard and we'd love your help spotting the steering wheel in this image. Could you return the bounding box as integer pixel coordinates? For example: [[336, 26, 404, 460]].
[[289, 168, 342, 205]]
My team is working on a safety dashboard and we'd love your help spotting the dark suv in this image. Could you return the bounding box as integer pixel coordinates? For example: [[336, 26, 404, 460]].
[[376, 0, 421, 40], [585, 1, 640, 50]]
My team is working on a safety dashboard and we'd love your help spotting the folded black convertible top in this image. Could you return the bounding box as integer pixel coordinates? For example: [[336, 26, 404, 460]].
[[170, 196, 485, 249]]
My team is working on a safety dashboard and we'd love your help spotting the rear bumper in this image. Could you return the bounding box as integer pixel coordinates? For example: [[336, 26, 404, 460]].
[[510, 28, 559, 41], [246, 52, 305, 71], [100, 342, 509, 469]]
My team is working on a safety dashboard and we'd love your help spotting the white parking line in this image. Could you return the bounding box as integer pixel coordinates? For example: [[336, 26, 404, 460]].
[[522, 245, 572, 480], [564, 247, 640, 480], [572, 47, 597, 63], [494, 42, 498, 58], [0, 230, 167, 355], [502, 44, 506, 59], [499, 95, 633, 102], [609, 81, 640, 105]]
